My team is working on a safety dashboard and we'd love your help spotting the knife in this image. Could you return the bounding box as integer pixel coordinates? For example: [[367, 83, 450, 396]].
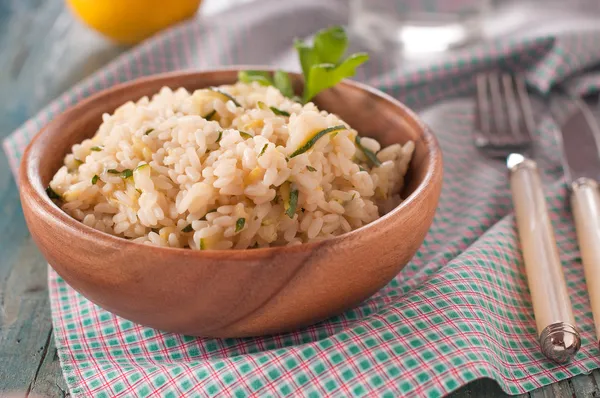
[[559, 98, 600, 349]]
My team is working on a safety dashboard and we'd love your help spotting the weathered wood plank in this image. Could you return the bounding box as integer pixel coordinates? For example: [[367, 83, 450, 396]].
[[0, 235, 52, 394], [30, 331, 71, 398], [0, 296, 52, 393], [571, 373, 599, 398], [530, 379, 575, 398], [450, 377, 527, 398]]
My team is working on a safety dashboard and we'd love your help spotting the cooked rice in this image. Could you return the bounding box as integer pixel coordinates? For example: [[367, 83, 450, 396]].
[[48, 82, 414, 250]]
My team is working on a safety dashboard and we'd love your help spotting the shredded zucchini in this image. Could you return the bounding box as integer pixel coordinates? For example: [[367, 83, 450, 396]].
[[46, 186, 61, 200], [290, 125, 346, 158], [203, 110, 216, 120], [355, 136, 382, 167], [208, 87, 242, 107]]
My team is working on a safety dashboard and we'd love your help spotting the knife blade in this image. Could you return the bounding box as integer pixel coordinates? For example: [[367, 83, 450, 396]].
[[559, 98, 600, 349], [559, 100, 600, 186]]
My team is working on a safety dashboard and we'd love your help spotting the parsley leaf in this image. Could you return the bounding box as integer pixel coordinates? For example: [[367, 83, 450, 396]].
[[237, 25, 368, 105], [273, 70, 294, 98], [303, 53, 369, 103], [238, 70, 273, 86], [313, 25, 348, 64]]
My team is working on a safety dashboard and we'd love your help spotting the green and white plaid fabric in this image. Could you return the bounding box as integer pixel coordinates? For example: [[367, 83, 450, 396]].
[[5, 1, 600, 397]]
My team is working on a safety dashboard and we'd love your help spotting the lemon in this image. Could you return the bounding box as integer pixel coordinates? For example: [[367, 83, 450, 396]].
[[66, 0, 203, 45]]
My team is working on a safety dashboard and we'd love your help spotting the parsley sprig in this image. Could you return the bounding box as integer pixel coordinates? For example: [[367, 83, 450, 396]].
[[237, 26, 368, 104]]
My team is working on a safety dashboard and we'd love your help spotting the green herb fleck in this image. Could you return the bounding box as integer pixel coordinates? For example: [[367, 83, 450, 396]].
[[239, 131, 253, 139], [306, 165, 317, 172], [90, 146, 103, 152], [273, 70, 294, 98], [91, 175, 99, 185], [216, 131, 223, 143], [121, 169, 133, 179], [135, 163, 149, 171], [269, 106, 290, 117], [286, 189, 299, 218], [200, 209, 217, 221], [145, 128, 154, 135], [235, 218, 246, 232], [199, 238, 206, 250], [182, 224, 194, 233], [359, 166, 366, 172], [208, 87, 241, 107], [46, 186, 61, 200], [355, 136, 382, 167], [257, 101, 269, 110], [136, 189, 142, 194], [238, 70, 273, 86], [290, 125, 346, 158], [74, 159, 83, 166], [258, 144, 268, 157], [107, 169, 133, 179], [203, 110, 216, 121]]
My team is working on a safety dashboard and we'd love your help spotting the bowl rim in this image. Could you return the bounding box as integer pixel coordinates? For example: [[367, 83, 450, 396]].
[[20, 67, 442, 260]]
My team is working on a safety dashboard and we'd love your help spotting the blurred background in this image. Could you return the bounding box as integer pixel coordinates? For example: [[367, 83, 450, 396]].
[[1, 0, 600, 141], [2, 0, 600, 144]]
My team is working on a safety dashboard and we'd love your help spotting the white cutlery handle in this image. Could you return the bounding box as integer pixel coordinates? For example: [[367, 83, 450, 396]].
[[508, 156, 580, 363], [571, 177, 600, 348]]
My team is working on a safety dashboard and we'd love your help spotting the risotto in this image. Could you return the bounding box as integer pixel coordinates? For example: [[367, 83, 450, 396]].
[[47, 82, 414, 250]]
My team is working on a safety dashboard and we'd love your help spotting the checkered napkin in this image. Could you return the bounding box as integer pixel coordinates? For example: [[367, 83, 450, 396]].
[[6, 1, 600, 397]]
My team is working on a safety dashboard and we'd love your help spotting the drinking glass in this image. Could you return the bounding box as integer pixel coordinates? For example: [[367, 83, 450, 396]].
[[348, 0, 492, 56]]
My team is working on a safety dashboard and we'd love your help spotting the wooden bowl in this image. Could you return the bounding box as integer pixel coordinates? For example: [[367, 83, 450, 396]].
[[18, 68, 443, 338]]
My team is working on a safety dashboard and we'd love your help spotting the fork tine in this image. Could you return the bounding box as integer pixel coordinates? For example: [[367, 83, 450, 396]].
[[488, 72, 507, 138], [502, 73, 521, 140], [475, 73, 493, 146], [514, 74, 535, 141]]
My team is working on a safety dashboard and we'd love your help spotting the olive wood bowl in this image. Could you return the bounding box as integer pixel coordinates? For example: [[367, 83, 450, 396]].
[[19, 68, 443, 338]]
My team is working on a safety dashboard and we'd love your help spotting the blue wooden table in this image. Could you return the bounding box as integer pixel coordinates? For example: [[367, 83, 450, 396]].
[[1, 0, 599, 396]]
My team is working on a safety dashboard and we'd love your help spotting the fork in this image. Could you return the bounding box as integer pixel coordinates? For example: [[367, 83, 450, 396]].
[[474, 72, 581, 363]]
